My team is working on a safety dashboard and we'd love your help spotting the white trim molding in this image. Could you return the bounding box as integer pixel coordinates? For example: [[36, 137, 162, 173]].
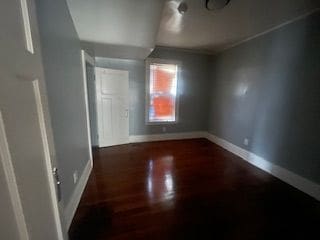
[[82, 50, 95, 66], [64, 159, 92, 229], [129, 131, 207, 143], [20, 0, 34, 53], [81, 50, 94, 166], [205, 133, 320, 201], [0, 111, 29, 240]]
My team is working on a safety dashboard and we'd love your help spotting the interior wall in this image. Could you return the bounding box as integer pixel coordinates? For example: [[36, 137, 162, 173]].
[[208, 12, 320, 184], [94, 47, 211, 135], [36, 0, 91, 206]]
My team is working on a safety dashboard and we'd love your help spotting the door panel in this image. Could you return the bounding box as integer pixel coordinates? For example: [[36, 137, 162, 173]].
[[101, 71, 120, 94], [117, 96, 130, 140], [101, 69, 128, 95], [0, 0, 65, 239], [101, 97, 113, 144], [96, 67, 129, 147], [0, 169, 20, 240], [0, 112, 24, 240]]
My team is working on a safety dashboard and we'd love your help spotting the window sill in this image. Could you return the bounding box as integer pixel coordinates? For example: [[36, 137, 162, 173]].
[[146, 121, 178, 125]]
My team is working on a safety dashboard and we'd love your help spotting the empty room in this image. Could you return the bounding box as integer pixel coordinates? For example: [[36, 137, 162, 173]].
[[1, 0, 320, 239]]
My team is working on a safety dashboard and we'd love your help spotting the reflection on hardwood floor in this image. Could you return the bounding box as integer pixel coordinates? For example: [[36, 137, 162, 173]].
[[69, 139, 320, 240]]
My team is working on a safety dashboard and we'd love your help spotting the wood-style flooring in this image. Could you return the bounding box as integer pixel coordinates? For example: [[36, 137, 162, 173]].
[[69, 139, 320, 240]]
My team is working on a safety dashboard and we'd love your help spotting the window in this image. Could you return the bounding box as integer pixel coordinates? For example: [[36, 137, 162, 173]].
[[146, 59, 179, 123]]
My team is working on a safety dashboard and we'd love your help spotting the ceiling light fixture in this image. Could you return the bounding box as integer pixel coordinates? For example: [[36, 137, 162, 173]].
[[205, 0, 230, 11], [177, 2, 188, 14]]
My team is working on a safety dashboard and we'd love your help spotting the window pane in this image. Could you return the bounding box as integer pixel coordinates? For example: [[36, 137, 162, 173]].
[[152, 66, 175, 93], [148, 62, 178, 122]]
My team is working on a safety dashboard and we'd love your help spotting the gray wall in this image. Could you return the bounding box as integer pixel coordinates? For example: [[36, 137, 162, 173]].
[[95, 47, 211, 135], [36, 0, 90, 206], [208, 12, 320, 184]]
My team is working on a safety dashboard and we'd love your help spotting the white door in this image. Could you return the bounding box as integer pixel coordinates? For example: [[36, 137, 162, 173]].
[[95, 67, 129, 147], [0, 0, 64, 239]]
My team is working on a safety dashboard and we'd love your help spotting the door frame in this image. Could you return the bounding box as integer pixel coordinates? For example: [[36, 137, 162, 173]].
[[81, 50, 95, 166]]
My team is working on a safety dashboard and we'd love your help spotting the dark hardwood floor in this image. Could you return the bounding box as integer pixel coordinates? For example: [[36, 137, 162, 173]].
[[69, 139, 320, 240]]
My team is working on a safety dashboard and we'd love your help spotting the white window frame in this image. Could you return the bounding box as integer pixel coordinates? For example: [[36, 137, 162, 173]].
[[145, 58, 181, 125]]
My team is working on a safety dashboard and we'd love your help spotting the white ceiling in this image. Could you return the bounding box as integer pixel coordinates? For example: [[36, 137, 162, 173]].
[[66, 0, 166, 59], [67, 0, 320, 59], [157, 0, 320, 53]]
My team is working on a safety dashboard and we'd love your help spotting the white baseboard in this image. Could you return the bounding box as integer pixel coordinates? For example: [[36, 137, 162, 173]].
[[64, 159, 92, 229], [129, 131, 207, 143], [205, 133, 320, 201]]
